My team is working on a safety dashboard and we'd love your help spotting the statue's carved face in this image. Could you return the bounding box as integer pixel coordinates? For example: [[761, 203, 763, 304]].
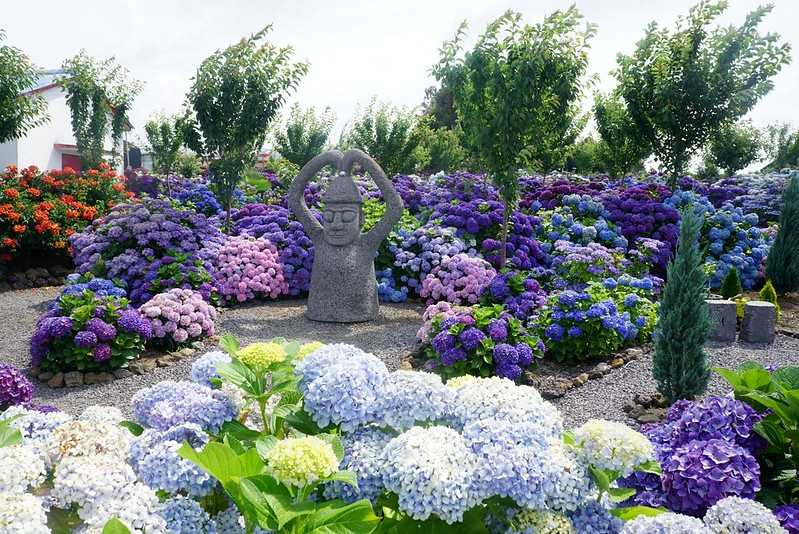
[[322, 203, 362, 246]]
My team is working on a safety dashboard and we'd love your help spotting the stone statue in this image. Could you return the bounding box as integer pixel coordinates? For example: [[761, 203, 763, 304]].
[[287, 149, 404, 322]]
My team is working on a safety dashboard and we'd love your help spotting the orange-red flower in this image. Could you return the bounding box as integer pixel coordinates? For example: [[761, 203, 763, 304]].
[[3, 188, 19, 199], [2, 237, 17, 248], [12, 225, 26, 234], [26, 187, 41, 197]]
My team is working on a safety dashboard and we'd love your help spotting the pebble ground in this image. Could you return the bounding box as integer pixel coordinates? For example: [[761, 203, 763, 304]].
[[2, 287, 797, 425]]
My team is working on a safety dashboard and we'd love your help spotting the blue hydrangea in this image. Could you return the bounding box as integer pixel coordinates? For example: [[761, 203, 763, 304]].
[[129, 423, 217, 496], [131, 381, 238, 432], [323, 427, 392, 503], [380, 426, 480, 524], [296, 344, 388, 431], [191, 351, 232, 388], [157, 496, 217, 534], [0, 405, 71, 446], [568, 501, 623, 534], [373, 371, 453, 431]]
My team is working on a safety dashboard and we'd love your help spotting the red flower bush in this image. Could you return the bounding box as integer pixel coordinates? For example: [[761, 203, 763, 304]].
[[0, 164, 130, 262]]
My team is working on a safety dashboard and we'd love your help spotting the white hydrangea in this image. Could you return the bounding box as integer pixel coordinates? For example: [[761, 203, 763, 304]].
[[78, 482, 168, 534], [52, 453, 136, 509], [703, 497, 787, 534], [0, 492, 49, 534], [445, 375, 478, 389], [0, 405, 72, 446], [572, 419, 654, 476], [45, 419, 133, 465], [78, 405, 125, 425], [0, 445, 46, 492], [621, 512, 712, 533], [449, 376, 563, 439]]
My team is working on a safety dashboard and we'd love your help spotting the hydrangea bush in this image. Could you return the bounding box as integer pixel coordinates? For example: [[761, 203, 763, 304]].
[[420, 253, 496, 305], [139, 288, 216, 348], [210, 235, 288, 303]]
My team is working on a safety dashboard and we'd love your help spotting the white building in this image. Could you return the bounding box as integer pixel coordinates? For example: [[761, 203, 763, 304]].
[[0, 69, 129, 173]]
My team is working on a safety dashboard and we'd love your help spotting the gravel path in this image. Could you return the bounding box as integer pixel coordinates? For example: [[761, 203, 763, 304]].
[[2, 287, 798, 425]]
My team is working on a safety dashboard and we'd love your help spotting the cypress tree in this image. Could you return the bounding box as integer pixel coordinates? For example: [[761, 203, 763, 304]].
[[766, 176, 799, 294], [653, 205, 711, 404], [720, 267, 743, 299], [759, 279, 781, 319]]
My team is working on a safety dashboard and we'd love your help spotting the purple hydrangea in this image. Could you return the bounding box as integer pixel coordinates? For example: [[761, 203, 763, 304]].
[[487, 319, 508, 342], [131, 380, 238, 432], [0, 363, 34, 409], [118, 309, 153, 339], [775, 504, 799, 534], [93, 344, 112, 363], [664, 396, 765, 454], [459, 327, 485, 351], [74, 331, 98, 348], [85, 318, 117, 342]]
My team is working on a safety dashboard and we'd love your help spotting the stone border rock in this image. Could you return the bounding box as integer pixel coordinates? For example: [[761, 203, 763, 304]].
[[524, 346, 648, 400], [0, 265, 71, 292], [29, 341, 206, 389]]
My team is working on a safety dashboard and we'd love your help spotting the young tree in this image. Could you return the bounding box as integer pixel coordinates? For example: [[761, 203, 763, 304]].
[[144, 113, 186, 175], [766, 176, 799, 294], [412, 116, 466, 174], [704, 120, 763, 175], [720, 267, 743, 299], [615, 1, 790, 184], [60, 51, 142, 169], [272, 103, 335, 167], [433, 7, 595, 265], [761, 123, 799, 172], [653, 205, 711, 404], [186, 26, 308, 230], [593, 92, 650, 177], [340, 98, 421, 176], [0, 30, 48, 143]]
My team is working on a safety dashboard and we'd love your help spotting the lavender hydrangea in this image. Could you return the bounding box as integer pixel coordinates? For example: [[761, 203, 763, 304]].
[[323, 427, 393, 503], [191, 350, 232, 388], [568, 501, 623, 534], [372, 371, 453, 431], [131, 380, 238, 432], [156, 496, 216, 534], [775, 504, 799, 534]]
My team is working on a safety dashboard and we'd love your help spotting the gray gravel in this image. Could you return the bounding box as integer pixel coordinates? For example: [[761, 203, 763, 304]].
[[0, 288, 423, 415], [555, 335, 799, 428], [2, 287, 798, 425]]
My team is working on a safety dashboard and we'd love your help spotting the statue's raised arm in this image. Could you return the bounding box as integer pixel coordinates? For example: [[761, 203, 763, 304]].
[[339, 149, 404, 250], [287, 150, 345, 242]]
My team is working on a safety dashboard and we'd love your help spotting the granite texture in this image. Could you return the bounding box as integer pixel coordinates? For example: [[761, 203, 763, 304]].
[[741, 300, 777, 343], [288, 149, 403, 322], [706, 299, 737, 342]]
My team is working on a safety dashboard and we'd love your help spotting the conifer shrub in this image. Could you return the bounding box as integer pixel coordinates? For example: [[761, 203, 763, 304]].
[[720, 268, 743, 299], [766, 176, 799, 294], [759, 279, 781, 320]]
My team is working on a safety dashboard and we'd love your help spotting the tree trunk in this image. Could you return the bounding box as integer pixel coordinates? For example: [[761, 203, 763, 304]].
[[500, 202, 510, 268]]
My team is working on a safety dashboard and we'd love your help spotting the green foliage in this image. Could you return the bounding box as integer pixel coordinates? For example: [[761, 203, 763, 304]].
[[564, 136, 604, 175], [175, 151, 202, 178], [720, 267, 743, 299], [412, 116, 466, 174], [60, 51, 142, 169], [716, 362, 799, 506], [421, 85, 457, 131], [273, 103, 335, 167], [144, 113, 187, 174], [615, 1, 791, 182], [0, 29, 48, 143], [340, 98, 421, 175], [263, 157, 300, 184], [433, 7, 595, 265], [766, 176, 799, 294], [593, 92, 650, 177], [761, 123, 799, 172], [705, 120, 763, 175], [102, 517, 131, 534], [0, 415, 22, 448], [186, 26, 308, 230], [653, 206, 711, 403], [759, 279, 781, 320]]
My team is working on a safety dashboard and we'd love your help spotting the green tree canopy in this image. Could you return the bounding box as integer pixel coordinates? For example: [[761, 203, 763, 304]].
[[0, 30, 48, 143], [593, 92, 650, 177], [340, 98, 421, 176], [60, 51, 142, 169], [144, 113, 188, 174], [761, 123, 799, 172], [272, 103, 335, 167], [615, 0, 791, 182], [433, 7, 595, 264], [186, 26, 308, 229], [704, 120, 763, 175]]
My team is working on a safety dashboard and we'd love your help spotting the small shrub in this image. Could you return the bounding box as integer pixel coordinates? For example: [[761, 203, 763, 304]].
[[759, 279, 781, 319], [720, 267, 743, 299], [652, 206, 711, 404], [766, 176, 799, 294], [29, 290, 151, 373]]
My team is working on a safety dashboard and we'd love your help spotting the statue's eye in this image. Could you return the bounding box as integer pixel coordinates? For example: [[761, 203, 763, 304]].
[[323, 211, 335, 223], [341, 211, 356, 223]]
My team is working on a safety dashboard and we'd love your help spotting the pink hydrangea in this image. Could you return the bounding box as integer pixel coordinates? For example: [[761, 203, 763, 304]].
[[416, 301, 469, 342], [139, 288, 217, 347], [211, 236, 288, 304], [419, 253, 496, 305]]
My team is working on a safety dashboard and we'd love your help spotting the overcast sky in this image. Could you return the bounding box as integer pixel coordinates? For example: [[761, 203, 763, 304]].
[[3, 0, 798, 148]]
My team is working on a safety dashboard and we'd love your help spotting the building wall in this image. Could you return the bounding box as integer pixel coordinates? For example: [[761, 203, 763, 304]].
[[1, 87, 124, 173], [0, 140, 18, 170]]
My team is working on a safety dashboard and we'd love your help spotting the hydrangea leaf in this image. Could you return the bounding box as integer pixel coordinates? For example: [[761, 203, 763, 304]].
[[118, 420, 144, 437], [325, 469, 359, 490], [102, 517, 131, 534], [609, 505, 666, 520], [773, 367, 799, 390], [241, 474, 314, 530], [304, 498, 380, 534], [0, 415, 23, 448]]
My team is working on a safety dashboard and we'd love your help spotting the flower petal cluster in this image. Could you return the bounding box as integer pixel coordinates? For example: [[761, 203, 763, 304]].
[[703, 496, 786, 534], [380, 426, 480, 524], [238, 342, 285, 368], [0, 492, 49, 534], [211, 235, 288, 303], [45, 419, 133, 464], [157, 496, 216, 534], [620, 512, 711, 534], [131, 380, 238, 432], [372, 370, 453, 431], [0, 445, 46, 492], [140, 288, 216, 346], [0, 405, 71, 446], [191, 350, 232, 387], [323, 427, 393, 503], [266, 435, 339, 488], [78, 405, 124, 425], [0, 362, 34, 409], [420, 253, 496, 305], [572, 419, 654, 476]]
